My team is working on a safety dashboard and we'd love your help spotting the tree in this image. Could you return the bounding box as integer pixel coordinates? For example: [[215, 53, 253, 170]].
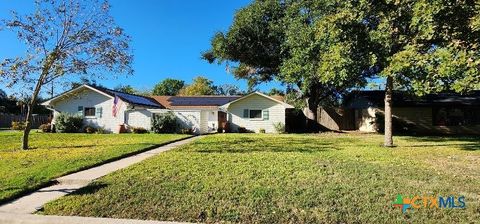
[[202, 0, 373, 131], [266, 88, 284, 96], [0, 89, 6, 99], [355, 1, 480, 147], [216, 84, 244, 96], [152, 78, 185, 96], [114, 84, 137, 94], [178, 76, 216, 96], [0, 0, 133, 149], [70, 77, 103, 89]]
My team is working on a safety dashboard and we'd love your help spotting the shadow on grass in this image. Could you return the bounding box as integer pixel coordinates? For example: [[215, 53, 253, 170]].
[[191, 139, 339, 153], [402, 136, 480, 151], [68, 183, 109, 196]]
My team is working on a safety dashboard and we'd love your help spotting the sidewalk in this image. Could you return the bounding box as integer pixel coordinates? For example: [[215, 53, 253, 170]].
[[0, 212, 189, 224], [0, 136, 201, 217]]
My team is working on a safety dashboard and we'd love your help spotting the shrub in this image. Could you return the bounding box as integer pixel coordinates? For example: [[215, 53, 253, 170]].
[[179, 128, 193, 135], [39, 123, 52, 133], [133, 127, 148, 134], [273, 122, 286, 133], [259, 128, 266, 133], [151, 112, 177, 133], [84, 126, 97, 134], [11, 121, 26, 130], [55, 113, 83, 133], [96, 127, 108, 134], [238, 127, 253, 133]]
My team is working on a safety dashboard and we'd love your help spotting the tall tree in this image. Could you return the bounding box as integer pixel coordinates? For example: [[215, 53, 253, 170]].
[[70, 77, 103, 89], [178, 76, 216, 96], [114, 84, 137, 94], [356, 1, 480, 146], [152, 78, 185, 96], [266, 88, 284, 96], [216, 84, 244, 96], [0, 0, 133, 149], [203, 0, 373, 131], [0, 89, 6, 99]]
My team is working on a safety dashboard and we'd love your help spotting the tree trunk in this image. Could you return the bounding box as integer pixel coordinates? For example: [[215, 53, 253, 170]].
[[384, 76, 394, 147], [305, 95, 320, 133], [21, 51, 57, 149], [21, 104, 33, 150]]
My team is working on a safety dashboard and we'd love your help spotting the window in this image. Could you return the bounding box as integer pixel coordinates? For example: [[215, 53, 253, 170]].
[[84, 107, 96, 117], [249, 110, 262, 119], [433, 107, 480, 126]]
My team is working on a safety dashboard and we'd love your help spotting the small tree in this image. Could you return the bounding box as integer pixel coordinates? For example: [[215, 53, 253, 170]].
[[0, 0, 133, 149], [152, 78, 185, 96], [178, 76, 216, 96]]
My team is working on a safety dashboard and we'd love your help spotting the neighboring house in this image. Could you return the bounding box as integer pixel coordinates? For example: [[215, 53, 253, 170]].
[[318, 90, 480, 135], [41, 85, 294, 134]]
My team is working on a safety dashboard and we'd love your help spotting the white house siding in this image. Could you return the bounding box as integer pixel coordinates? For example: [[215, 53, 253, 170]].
[[126, 109, 153, 130], [51, 89, 126, 133], [227, 94, 286, 133]]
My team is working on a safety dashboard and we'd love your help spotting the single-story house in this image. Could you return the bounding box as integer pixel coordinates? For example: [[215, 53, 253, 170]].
[[318, 90, 480, 135], [41, 84, 294, 134]]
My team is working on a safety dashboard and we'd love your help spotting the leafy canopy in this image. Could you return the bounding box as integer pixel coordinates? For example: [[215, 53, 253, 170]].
[[0, 0, 133, 96], [152, 78, 185, 96], [203, 0, 374, 109], [178, 76, 216, 96]]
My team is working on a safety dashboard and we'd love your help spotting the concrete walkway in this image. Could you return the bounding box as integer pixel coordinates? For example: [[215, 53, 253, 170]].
[[0, 212, 189, 224], [0, 136, 201, 218]]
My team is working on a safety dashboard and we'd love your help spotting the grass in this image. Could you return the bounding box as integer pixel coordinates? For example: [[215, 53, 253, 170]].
[[0, 131, 190, 203], [42, 133, 479, 223]]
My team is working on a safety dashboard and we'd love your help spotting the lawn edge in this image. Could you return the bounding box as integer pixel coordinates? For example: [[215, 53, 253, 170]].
[[0, 134, 194, 205]]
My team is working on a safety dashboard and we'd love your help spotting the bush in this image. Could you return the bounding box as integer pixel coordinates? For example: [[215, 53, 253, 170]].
[[39, 123, 52, 133], [133, 127, 148, 134], [273, 122, 286, 133], [55, 113, 83, 133], [84, 126, 97, 134], [238, 127, 254, 133], [151, 112, 177, 133], [259, 128, 266, 133], [11, 121, 26, 130], [96, 126, 108, 134], [179, 128, 193, 134]]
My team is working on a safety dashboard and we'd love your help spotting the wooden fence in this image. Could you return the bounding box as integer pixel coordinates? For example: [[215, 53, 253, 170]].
[[0, 113, 50, 128]]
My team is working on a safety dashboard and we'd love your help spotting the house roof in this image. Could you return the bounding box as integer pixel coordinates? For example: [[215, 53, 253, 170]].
[[42, 85, 293, 110], [151, 95, 241, 110], [221, 92, 294, 109], [344, 90, 480, 109], [42, 85, 163, 108]]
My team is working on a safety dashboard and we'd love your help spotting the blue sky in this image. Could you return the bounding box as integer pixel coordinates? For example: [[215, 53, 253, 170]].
[[0, 0, 285, 96]]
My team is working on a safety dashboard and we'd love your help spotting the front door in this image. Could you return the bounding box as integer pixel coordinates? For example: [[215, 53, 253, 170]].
[[218, 111, 227, 131]]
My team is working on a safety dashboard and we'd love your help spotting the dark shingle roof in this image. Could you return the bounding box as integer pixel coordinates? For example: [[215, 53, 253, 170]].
[[91, 86, 163, 108], [344, 90, 480, 108]]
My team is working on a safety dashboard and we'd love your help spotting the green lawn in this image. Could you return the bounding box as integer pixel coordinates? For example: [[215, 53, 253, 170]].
[[42, 134, 479, 223], [0, 132, 189, 203]]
